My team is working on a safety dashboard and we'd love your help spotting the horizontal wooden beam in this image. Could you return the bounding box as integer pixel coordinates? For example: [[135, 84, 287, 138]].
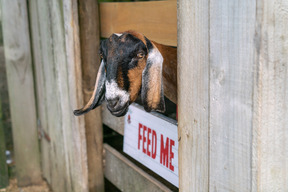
[[99, 1, 177, 46], [104, 144, 172, 192]]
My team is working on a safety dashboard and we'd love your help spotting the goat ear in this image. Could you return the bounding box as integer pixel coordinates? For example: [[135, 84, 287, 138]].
[[73, 60, 106, 116], [141, 43, 165, 113]]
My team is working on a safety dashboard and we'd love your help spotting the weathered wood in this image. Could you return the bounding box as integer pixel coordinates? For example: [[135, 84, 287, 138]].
[[209, 1, 256, 191], [177, 0, 209, 191], [252, 1, 288, 191], [78, 0, 104, 191], [100, 1, 177, 46], [36, 1, 69, 190], [30, 0, 89, 191], [63, 0, 88, 191], [28, 0, 50, 186], [104, 144, 172, 192], [2, 0, 41, 186], [0, 96, 8, 189]]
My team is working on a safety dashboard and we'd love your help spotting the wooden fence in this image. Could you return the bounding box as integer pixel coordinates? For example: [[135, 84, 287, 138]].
[[1, 0, 288, 192], [178, 1, 288, 191]]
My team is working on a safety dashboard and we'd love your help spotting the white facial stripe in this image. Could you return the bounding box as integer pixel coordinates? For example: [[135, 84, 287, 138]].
[[114, 33, 122, 37], [105, 80, 129, 104]]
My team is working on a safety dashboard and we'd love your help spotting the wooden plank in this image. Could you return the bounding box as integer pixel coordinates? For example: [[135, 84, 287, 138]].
[[28, 0, 50, 186], [35, 0, 54, 185], [31, 0, 89, 191], [0, 97, 8, 189], [209, 1, 256, 191], [37, 1, 68, 190], [50, 0, 74, 191], [252, 1, 288, 191], [177, 0, 209, 191], [62, 0, 88, 191], [2, 0, 42, 186], [102, 104, 124, 135], [99, 1, 177, 46], [78, 0, 104, 191], [104, 144, 172, 192]]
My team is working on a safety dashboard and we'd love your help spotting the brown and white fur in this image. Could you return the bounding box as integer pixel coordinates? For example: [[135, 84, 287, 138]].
[[74, 31, 177, 117]]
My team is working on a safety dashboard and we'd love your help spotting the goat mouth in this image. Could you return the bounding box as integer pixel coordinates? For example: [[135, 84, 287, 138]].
[[107, 103, 129, 117]]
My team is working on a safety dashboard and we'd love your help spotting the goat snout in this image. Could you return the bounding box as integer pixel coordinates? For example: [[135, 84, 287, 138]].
[[106, 97, 120, 109]]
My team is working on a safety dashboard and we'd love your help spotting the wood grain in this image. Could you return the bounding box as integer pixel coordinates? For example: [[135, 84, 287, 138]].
[[177, 1, 209, 191], [2, 0, 42, 186], [253, 1, 288, 191], [30, 0, 89, 191], [100, 1, 177, 46], [28, 0, 50, 186], [78, 0, 104, 191], [63, 0, 89, 191], [209, 1, 256, 191], [104, 144, 172, 192]]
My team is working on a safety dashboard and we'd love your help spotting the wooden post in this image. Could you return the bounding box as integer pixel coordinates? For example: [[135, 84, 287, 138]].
[[177, 0, 209, 191], [2, 0, 41, 186], [252, 1, 288, 191], [0, 96, 9, 189], [178, 0, 288, 191], [78, 1, 104, 191], [209, 1, 256, 191]]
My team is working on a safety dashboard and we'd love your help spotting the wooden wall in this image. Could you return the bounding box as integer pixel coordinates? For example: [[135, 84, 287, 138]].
[[178, 0, 288, 191], [29, 0, 88, 191], [2, 0, 41, 186]]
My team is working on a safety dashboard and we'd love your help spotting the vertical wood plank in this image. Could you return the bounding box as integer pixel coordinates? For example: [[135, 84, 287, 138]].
[[0, 96, 9, 189], [2, 0, 41, 186], [209, 1, 256, 191], [28, 0, 50, 185], [78, 1, 104, 191], [50, 0, 73, 191], [33, 0, 89, 191], [63, 0, 89, 191], [253, 1, 288, 191], [37, 1, 68, 190], [177, 0, 209, 191]]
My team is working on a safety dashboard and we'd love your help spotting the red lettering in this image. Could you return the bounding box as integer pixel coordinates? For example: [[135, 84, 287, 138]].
[[142, 126, 147, 154], [152, 130, 157, 159], [160, 134, 169, 168], [169, 139, 175, 171], [138, 123, 143, 150], [147, 128, 151, 156]]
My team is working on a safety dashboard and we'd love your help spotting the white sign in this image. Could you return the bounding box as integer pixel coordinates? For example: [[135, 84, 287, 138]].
[[123, 104, 179, 187]]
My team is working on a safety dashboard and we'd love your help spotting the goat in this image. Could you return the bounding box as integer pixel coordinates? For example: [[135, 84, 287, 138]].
[[74, 31, 177, 117]]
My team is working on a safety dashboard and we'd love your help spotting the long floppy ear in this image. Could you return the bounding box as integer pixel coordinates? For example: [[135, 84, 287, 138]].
[[141, 39, 165, 112], [73, 60, 106, 116]]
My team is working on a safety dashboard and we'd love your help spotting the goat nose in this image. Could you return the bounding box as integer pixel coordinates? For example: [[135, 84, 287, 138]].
[[107, 98, 119, 108]]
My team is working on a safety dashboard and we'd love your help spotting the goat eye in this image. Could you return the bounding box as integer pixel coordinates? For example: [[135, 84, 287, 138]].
[[137, 53, 144, 59]]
